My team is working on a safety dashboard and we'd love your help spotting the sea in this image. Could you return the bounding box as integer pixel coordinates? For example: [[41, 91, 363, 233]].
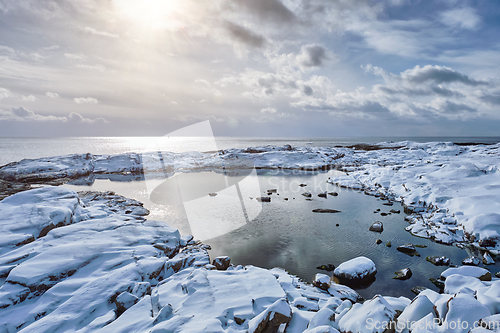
[[0, 136, 499, 166]]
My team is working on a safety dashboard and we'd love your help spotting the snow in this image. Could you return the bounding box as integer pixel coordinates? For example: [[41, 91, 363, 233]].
[[334, 256, 377, 280], [2, 142, 500, 332]]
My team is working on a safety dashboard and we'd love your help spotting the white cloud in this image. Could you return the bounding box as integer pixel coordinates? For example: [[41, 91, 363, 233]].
[[74, 97, 98, 104], [440, 7, 481, 30], [82, 27, 119, 38], [0, 87, 13, 100], [46, 92, 59, 98], [21, 95, 36, 102], [0, 106, 107, 123], [261, 106, 277, 113], [64, 53, 87, 61], [76, 64, 106, 71]]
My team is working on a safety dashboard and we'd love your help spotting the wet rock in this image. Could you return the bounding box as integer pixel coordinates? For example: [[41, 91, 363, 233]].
[[302, 192, 312, 198], [429, 277, 445, 289], [393, 268, 412, 280], [312, 273, 331, 290], [462, 256, 481, 266], [415, 244, 427, 248], [369, 221, 383, 232], [496, 271, 500, 278], [208, 192, 217, 197], [376, 239, 382, 244], [267, 189, 277, 193], [284, 198, 288, 201], [426, 256, 451, 266], [212, 256, 231, 270], [316, 264, 335, 271], [318, 192, 328, 198], [386, 241, 392, 247], [299, 184, 307, 187], [380, 212, 389, 216], [256, 197, 271, 202], [312, 209, 341, 213], [389, 209, 400, 214], [383, 202, 393, 206], [335, 223, 339, 227], [328, 192, 338, 196], [397, 244, 420, 257], [410, 286, 427, 295]]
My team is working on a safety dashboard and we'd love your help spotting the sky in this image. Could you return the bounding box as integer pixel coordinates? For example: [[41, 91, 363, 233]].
[[0, 0, 500, 137]]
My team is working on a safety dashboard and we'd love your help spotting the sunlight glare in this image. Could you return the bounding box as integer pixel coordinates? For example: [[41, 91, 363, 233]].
[[116, 0, 184, 31]]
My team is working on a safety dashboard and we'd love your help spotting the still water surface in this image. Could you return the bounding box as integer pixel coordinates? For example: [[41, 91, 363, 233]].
[[64, 169, 493, 299]]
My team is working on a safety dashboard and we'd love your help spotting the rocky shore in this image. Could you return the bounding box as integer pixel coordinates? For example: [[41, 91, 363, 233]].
[[1, 142, 500, 332], [0, 186, 497, 332]]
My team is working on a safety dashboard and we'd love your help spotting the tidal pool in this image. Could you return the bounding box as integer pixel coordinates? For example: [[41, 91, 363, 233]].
[[64, 169, 495, 299]]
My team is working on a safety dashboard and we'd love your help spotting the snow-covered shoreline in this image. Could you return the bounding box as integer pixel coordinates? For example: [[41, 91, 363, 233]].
[[1, 141, 499, 254], [0, 185, 499, 332]]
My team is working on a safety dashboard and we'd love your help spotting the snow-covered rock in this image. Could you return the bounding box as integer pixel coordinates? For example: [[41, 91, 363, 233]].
[[441, 266, 492, 281], [334, 256, 377, 281], [339, 295, 397, 333]]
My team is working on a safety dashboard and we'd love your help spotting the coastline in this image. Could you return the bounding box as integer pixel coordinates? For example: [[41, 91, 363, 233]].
[[1, 141, 499, 332]]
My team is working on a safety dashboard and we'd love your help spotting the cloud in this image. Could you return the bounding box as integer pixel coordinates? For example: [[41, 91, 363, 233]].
[[261, 106, 277, 113], [76, 64, 106, 71], [400, 65, 487, 86], [233, 0, 297, 24], [0, 107, 107, 123], [82, 27, 119, 38], [297, 44, 329, 67], [21, 95, 36, 102], [0, 87, 13, 100], [46, 92, 59, 98], [64, 53, 87, 61], [440, 7, 481, 30], [74, 97, 98, 104], [225, 21, 266, 48]]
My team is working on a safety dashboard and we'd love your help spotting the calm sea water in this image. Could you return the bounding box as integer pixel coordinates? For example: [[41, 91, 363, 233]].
[[1, 136, 499, 166]]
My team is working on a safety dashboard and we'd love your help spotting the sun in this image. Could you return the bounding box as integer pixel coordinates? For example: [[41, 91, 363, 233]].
[[115, 0, 183, 31]]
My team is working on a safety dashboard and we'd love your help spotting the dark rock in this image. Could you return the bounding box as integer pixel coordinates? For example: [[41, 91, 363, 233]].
[[479, 238, 497, 247], [426, 256, 451, 266], [376, 208, 381, 212], [411, 286, 427, 295], [386, 241, 392, 247], [336, 224, 339, 227], [380, 212, 389, 216], [208, 192, 217, 197], [312, 209, 341, 213], [393, 268, 412, 280], [267, 189, 278, 193], [318, 192, 328, 198], [389, 209, 401, 214], [376, 239, 382, 244], [316, 264, 335, 271], [429, 278, 445, 290], [415, 244, 427, 248], [213, 256, 231, 270], [397, 244, 420, 257], [328, 192, 339, 196], [284, 198, 288, 201], [369, 221, 383, 232], [256, 197, 271, 202], [383, 202, 393, 206], [462, 256, 481, 266], [299, 184, 307, 187], [302, 192, 312, 198], [496, 272, 500, 278]]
